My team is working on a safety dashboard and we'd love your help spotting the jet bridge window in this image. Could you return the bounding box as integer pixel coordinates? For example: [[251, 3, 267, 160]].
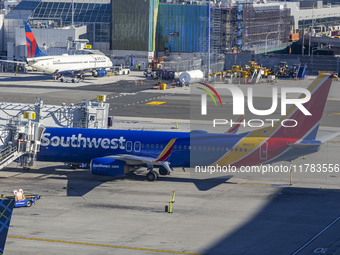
[[134, 141, 141, 152]]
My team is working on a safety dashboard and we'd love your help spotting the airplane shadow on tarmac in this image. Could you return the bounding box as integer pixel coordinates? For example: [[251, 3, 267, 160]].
[[203, 187, 340, 255], [0, 74, 50, 82], [2, 165, 233, 196]]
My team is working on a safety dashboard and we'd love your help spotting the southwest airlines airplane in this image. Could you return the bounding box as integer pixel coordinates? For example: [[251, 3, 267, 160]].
[[36, 73, 336, 181], [24, 22, 112, 79]]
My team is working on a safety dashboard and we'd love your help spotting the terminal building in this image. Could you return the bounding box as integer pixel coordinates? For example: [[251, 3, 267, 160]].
[[1, 0, 110, 58], [0, 0, 340, 66]]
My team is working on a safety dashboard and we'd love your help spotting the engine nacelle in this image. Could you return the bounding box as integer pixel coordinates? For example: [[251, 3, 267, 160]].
[[90, 157, 126, 177], [93, 69, 108, 77]]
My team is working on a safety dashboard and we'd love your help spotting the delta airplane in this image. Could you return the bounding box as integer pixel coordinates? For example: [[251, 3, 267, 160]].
[[24, 22, 113, 79], [1, 22, 113, 81], [35, 73, 337, 181]]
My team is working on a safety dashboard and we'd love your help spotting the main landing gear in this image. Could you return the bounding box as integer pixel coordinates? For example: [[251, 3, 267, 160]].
[[146, 166, 171, 181], [158, 166, 169, 176], [146, 169, 159, 181]]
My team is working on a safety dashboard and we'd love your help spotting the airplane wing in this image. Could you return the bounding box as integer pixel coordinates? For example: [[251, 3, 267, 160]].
[[108, 138, 177, 173], [0, 59, 26, 64]]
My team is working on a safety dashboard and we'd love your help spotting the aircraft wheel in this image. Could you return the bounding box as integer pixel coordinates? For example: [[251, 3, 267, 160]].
[[59, 78, 63, 82], [146, 170, 158, 181], [159, 167, 169, 176], [26, 200, 32, 207]]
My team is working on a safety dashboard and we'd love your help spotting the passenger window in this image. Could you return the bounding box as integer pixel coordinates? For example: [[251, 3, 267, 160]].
[[235, 148, 238, 152], [156, 144, 159, 149], [160, 144, 164, 149], [151, 144, 154, 148], [240, 148, 243, 152], [146, 144, 150, 148]]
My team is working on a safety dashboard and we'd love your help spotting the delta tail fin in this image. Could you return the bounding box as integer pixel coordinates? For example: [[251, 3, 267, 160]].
[[24, 22, 47, 58], [252, 73, 333, 140], [0, 199, 15, 255]]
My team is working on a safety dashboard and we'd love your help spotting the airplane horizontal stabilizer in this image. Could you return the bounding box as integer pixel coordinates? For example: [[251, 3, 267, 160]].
[[316, 132, 340, 143]]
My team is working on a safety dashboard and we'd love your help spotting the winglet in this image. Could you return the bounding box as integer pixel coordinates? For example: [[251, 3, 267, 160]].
[[25, 22, 47, 58], [0, 199, 15, 255], [155, 138, 177, 162], [226, 115, 244, 134]]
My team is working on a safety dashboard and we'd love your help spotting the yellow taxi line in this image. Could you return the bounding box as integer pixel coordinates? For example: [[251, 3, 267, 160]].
[[8, 236, 201, 255]]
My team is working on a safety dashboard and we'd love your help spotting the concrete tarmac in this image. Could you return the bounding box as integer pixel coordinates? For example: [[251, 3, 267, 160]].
[[0, 71, 340, 254]]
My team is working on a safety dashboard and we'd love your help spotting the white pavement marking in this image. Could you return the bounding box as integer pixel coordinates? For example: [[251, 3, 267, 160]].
[[291, 217, 340, 255]]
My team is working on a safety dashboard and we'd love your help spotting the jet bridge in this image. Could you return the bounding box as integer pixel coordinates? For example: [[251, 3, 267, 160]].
[[0, 97, 109, 169], [0, 118, 45, 170], [0, 97, 109, 129]]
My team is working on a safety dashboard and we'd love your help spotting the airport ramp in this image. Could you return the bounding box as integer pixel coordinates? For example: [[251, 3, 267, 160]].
[[0, 119, 45, 170], [0, 146, 24, 170]]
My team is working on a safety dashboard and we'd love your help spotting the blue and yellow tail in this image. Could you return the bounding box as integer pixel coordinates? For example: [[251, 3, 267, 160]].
[[24, 22, 47, 58], [0, 199, 14, 255]]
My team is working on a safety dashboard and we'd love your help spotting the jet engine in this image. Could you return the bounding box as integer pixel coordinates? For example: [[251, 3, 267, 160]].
[[90, 157, 127, 176], [92, 70, 108, 77]]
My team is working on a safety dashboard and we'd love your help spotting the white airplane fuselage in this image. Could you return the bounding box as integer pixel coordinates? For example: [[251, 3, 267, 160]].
[[26, 54, 113, 74]]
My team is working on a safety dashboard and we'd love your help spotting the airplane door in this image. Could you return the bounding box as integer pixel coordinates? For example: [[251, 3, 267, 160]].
[[259, 142, 268, 160], [93, 56, 97, 68]]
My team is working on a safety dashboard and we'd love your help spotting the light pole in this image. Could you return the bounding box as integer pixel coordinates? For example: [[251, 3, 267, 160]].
[[208, 4, 211, 80], [308, 2, 317, 56], [265, 32, 278, 55]]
